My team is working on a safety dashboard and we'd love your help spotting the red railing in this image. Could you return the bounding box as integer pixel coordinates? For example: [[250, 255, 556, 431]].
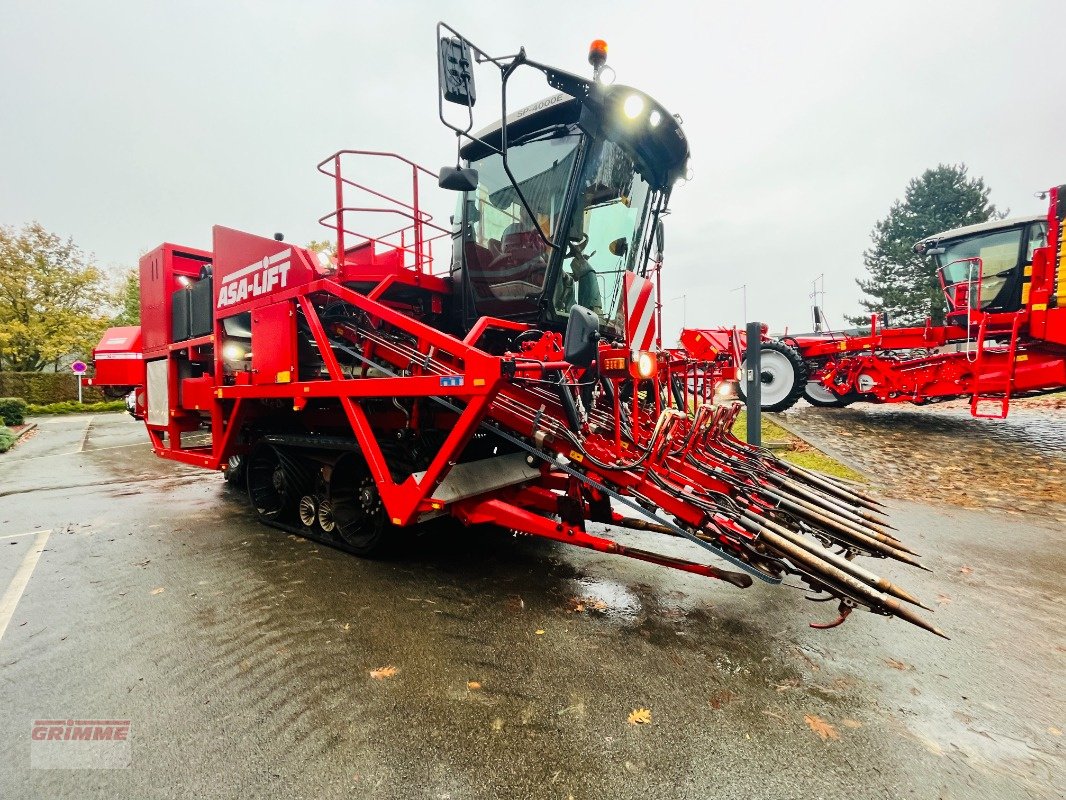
[[316, 150, 452, 274]]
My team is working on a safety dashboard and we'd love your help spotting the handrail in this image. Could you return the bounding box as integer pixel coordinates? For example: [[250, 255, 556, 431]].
[[316, 150, 448, 274], [938, 257, 983, 363]]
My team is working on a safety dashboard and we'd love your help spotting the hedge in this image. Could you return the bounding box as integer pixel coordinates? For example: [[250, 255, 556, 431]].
[[0, 372, 106, 404], [0, 426, 15, 453], [0, 397, 27, 426], [25, 400, 126, 415]]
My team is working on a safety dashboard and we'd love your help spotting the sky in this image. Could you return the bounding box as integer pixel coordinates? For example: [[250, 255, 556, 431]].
[[2, 0, 1064, 337]]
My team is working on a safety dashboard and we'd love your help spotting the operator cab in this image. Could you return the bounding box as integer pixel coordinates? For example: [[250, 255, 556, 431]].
[[915, 214, 1047, 322], [449, 85, 689, 339]]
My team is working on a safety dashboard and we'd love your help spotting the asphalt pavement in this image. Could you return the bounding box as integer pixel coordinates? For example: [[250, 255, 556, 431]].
[[0, 411, 1062, 799]]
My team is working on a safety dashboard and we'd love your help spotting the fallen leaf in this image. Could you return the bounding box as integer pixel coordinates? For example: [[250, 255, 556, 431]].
[[342, 623, 351, 631], [369, 666, 397, 679], [588, 599, 608, 612], [627, 708, 652, 725], [709, 690, 737, 709], [884, 658, 911, 671], [842, 719, 862, 729], [467, 681, 481, 690], [936, 594, 953, 605], [804, 714, 839, 741], [1049, 727, 1062, 736], [959, 565, 973, 575], [535, 629, 545, 635], [150, 587, 165, 595]]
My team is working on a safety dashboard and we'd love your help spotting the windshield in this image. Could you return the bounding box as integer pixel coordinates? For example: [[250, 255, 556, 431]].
[[459, 133, 581, 317], [937, 227, 1023, 309], [554, 140, 652, 331]]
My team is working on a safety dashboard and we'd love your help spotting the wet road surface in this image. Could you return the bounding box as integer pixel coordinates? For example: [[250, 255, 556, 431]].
[[0, 413, 1063, 799], [778, 403, 1066, 521]]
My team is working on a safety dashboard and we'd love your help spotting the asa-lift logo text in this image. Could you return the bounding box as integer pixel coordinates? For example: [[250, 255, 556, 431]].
[[217, 249, 292, 308]]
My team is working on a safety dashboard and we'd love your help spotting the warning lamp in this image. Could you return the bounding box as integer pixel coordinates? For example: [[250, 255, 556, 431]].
[[588, 39, 608, 70], [634, 350, 657, 379]]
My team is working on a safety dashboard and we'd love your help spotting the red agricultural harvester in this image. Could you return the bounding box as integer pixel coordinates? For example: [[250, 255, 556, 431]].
[[682, 190, 1066, 418], [84, 26, 943, 638]]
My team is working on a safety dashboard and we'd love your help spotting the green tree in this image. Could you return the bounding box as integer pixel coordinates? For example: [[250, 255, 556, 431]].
[[111, 268, 140, 326], [0, 222, 111, 371], [852, 164, 997, 326]]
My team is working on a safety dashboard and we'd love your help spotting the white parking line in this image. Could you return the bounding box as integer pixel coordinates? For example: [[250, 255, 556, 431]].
[[78, 416, 95, 453], [0, 530, 48, 541], [0, 529, 52, 642]]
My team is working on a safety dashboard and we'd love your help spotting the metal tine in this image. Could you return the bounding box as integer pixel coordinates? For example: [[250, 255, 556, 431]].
[[753, 483, 923, 560], [775, 459, 887, 510], [696, 405, 889, 516], [738, 509, 930, 609], [762, 471, 899, 534], [734, 516, 946, 637], [684, 430, 891, 537], [704, 403, 887, 510], [674, 451, 921, 566]]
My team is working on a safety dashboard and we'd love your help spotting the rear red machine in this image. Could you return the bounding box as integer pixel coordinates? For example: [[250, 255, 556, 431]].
[[85, 26, 943, 639], [680, 189, 1066, 419]]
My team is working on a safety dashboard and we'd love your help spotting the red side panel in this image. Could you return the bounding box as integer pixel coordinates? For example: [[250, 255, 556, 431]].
[[213, 226, 317, 317], [139, 244, 212, 354], [251, 301, 298, 385], [87, 326, 144, 387]]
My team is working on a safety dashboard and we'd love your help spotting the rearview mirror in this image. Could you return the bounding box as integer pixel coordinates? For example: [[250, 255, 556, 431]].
[[563, 305, 600, 367], [654, 219, 665, 260], [439, 166, 479, 192], [439, 36, 476, 107]]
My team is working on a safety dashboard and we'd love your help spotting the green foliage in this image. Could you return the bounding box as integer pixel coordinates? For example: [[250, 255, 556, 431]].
[[25, 400, 125, 415], [0, 372, 105, 403], [111, 268, 140, 326], [0, 222, 112, 372], [0, 426, 16, 453], [852, 164, 998, 326], [0, 396, 28, 426]]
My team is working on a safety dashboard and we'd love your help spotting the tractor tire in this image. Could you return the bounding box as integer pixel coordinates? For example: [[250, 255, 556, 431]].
[[802, 381, 858, 408], [737, 341, 807, 412]]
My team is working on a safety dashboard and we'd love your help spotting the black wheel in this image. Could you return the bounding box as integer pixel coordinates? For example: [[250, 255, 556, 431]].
[[737, 341, 807, 412], [224, 454, 246, 486], [802, 381, 858, 408], [246, 443, 312, 522], [246, 444, 289, 520], [327, 453, 391, 556]]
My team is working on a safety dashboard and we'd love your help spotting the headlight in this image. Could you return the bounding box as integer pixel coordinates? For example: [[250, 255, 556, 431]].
[[623, 94, 645, 119], [222, 342, 248, 361], [635, 350, 656, 378]]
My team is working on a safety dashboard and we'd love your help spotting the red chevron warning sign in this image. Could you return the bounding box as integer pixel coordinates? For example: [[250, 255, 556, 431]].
[[624, 272, 657, 351]]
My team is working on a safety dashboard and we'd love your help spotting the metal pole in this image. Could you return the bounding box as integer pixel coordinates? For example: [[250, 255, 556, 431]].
[[77, 375, 83, 404], [745, 320, 761, 447]]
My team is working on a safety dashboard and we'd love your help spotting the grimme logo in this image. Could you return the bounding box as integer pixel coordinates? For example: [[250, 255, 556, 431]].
[[31, 719, 131, 741], [30, 719, 132, 769], [217, 249, 292, 308]]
